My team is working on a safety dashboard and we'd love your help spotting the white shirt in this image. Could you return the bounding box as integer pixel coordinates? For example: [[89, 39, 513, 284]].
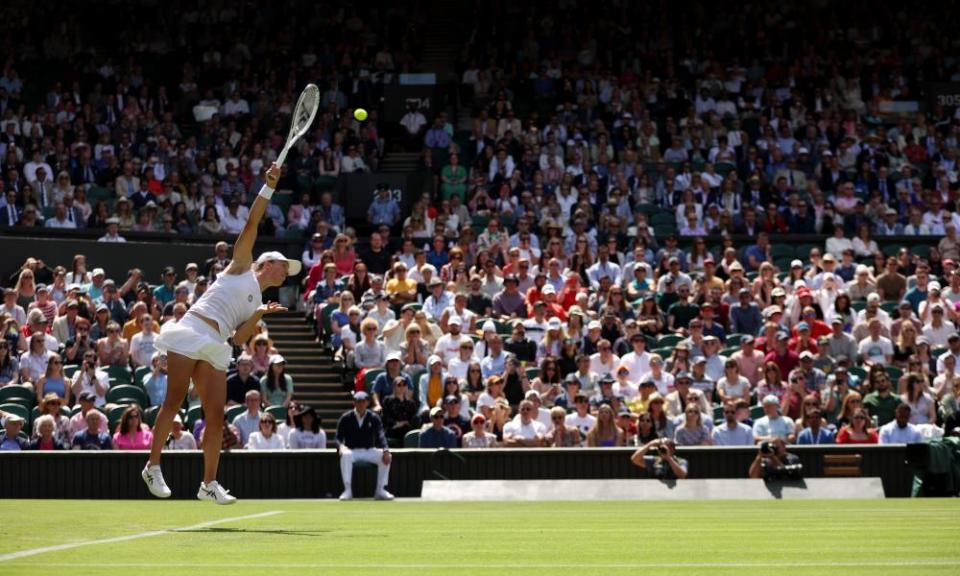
[[245, 431, 286, 450], [220, 206, 249, 234], [619, 351, 651, 382], [565, 413, 597, 436], [167, 431, 198, 450], [503, 418, 547, 440], [857, 335, 893, 364], [648, 372, 675, 396], [878, 421, 923, 444], [129, 331, 158, 367], [434, 333, 468, 365], [45, 217, 76, 229], [287, 428, 327, 449], [98, 233, 127, 243], [589, 353, 620, 377], [586, 259, 622, 288]]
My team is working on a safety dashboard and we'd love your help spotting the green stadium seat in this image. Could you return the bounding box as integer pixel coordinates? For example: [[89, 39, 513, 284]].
[[0, 403, 30, 424], [525, 367, 540, 381], [105, 365, 133, 385], [265, 405, 288, 422], [749, 405, 764, 420], [406, 368, 425, 400], [657, 334, 684, 348], [0, 385, 35, 408], [63, 364, 79, 380], [134, 366, 151, 386], [225, 404, 246, 423], [909, 245, 930, 259], [882, 245, 901, 257], [770, 245, 794, 259], [880, 301, 899, 315], [105, 385, 149, 408], [403, 429, 421, 448], [726, 334, 745, 347], [885, 366, 903, 382], [364, 369, 385, 393], [143, 405, 160, 427]]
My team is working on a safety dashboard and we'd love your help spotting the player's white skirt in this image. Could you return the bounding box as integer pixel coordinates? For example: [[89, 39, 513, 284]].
[[155, 313, 232, 372]]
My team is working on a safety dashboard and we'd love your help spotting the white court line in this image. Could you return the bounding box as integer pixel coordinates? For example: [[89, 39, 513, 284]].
[[3, 561, 956, 569], [0, 511, 282, 563]]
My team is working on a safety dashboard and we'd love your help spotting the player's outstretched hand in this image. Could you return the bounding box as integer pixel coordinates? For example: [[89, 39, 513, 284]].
[[264, 163, 280, 189], [259, 301, 288, 315]]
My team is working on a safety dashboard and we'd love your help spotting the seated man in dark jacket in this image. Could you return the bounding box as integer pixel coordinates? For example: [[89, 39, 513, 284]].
[[335, 391, 393, 501]]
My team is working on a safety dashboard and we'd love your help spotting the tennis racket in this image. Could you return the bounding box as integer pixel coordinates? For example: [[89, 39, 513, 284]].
[[275, 83, 320, 168]]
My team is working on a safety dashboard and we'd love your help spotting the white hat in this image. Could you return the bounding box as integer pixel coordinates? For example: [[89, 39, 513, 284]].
[[386, 351, 403, 363], [929, 281, 941, 291], [173, 413, 183, 424], [448, 316, 462, 326], [428, 355, 443, 366], [482, 320, 496, 333], [255, 251, 302, 276], [542, 285, 556, 295], [548, 317, 562, 330], [587, 320, 602, 330], [91, 268, 105, 277], [268, 354, 286, 365]]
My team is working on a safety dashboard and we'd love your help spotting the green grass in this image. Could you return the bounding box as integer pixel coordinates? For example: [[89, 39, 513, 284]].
[[0, 499, 958, 575]]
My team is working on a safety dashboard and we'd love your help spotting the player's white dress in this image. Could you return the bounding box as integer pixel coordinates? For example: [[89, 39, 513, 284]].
[[155, 270, 261, 371]]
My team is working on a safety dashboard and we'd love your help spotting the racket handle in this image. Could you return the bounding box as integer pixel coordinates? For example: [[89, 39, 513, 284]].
[[275, 144, 290, 169]]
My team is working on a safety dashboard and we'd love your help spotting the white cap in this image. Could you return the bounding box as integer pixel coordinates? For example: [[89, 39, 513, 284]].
[[542, 285, 556, 295], [268, 354, 286, 365], [255, 251, 302, 276], [448, 315, 462, 326], [428, 355, 443, 366], [173, 413, 183, 424], [548, 317, 562, 330], [587, 320, 602, 330], [929, 281, 941, 291], [482, 320, 496, 333], [92, 268, 105, 277]]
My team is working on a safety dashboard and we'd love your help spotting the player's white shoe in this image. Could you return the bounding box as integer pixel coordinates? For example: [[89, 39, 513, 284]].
[[375, 489, 395, 501], [142, 465, 172, 498], [338, 489, 353, 501], [197, 481, 237, 505]]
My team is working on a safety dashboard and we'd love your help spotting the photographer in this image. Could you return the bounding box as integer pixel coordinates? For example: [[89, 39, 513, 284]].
[[630, 438, 689, 480], [748, 437, 803, 480], [62, 316, 93, 364], [70, 351, 109, 407]]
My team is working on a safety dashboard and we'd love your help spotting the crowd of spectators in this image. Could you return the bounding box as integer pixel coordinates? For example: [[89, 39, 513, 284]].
[[301, 0, 960, 450], [6, 0, 960, 460], [0, 250, 331, 451], [0, 0, 419, 239]]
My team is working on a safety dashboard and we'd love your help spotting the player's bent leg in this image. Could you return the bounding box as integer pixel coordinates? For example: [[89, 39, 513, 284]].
[[193, 360, 235, 505], [142, 351, 196, 499]]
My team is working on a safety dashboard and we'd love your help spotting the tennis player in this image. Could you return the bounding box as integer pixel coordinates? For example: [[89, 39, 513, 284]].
[[142, 162, 299, 504]]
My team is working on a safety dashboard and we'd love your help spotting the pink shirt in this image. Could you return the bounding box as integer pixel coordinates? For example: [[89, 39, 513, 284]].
[[112, 428, 153, 450]]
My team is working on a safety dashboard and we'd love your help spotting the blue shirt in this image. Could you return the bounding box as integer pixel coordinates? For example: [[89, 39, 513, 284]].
[[796, 427, 835, 445], [371, 372, 412, 401], [368, 197, 400, 227], [425, 128, 452, 149], [904, 287, 927, 314], [143, 373, 168, 407], [418, 425, 458, 448], [480, 352, 507, 380], [153, 284, 176, 307]]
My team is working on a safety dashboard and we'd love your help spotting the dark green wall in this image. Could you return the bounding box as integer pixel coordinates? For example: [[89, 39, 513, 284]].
[[0, 445, 913, 499]]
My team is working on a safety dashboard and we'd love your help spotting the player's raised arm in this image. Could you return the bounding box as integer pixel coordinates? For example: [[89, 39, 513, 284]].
[[227, 163, 281, 274]]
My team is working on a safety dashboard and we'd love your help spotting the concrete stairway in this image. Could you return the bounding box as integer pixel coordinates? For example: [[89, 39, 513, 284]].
[[262, 311, 350, 443]]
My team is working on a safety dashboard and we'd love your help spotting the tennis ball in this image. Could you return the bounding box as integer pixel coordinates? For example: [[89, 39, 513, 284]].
[[354, 108, 368, 121]]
